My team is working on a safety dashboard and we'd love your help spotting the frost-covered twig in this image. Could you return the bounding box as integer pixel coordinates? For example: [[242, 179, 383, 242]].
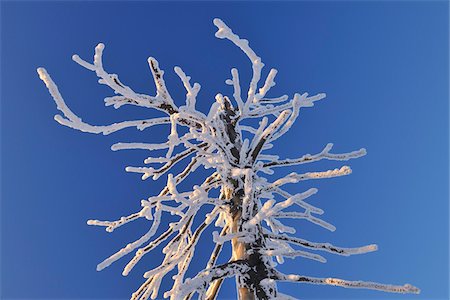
[[274, 271, 420, 294], [37, 68, 171, 135], [214, 18, 263, 112], [265, 233, 377, 257], [264, 166, 352, 192], [262, 248, 327, 263], [250, 110, 291, 162], [263, 143, 367, 168], [174, 66, 201, 112]]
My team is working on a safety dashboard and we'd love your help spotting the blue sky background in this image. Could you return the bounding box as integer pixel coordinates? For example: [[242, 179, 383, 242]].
[[1, 1, 448, 299]]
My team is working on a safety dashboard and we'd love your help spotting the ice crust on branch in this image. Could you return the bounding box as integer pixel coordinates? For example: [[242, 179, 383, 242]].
[[38, 18, 419, 300]]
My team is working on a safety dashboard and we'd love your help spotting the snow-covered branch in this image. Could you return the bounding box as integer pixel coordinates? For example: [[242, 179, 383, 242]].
[[264, 166, 352, 192], [87, 208, 150, 233], [214, 18, 263, 111], [174, 66, 201, 111], [262, 248, 327, 263], [250, 110, 292, 162], [274, 271, 420, 294], [37, 68, 171, 135], [173, 260, 250, 299], [263, 143, 367, 168], [125, 142, 207, 180], [265, 233, 377, 257]]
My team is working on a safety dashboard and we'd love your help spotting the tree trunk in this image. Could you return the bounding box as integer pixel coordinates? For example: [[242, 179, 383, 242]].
[[227, 185, 275, 300], [223, 182, 255, 300], [220, 100, 273, 300], [231, 210, 255, 300]]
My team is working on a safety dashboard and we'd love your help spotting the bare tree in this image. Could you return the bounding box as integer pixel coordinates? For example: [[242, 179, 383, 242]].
[[37, 19, 420, 300]]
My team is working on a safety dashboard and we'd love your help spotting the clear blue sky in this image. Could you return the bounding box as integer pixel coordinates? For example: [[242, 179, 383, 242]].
[[1, 1, 448, 299]]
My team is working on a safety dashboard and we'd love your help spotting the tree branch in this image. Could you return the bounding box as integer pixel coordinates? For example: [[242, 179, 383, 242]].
[[263, 143, 366, 168], [274, 271, 420, 294], [173, 260, 250, 299], [265, 233, 377, 257]]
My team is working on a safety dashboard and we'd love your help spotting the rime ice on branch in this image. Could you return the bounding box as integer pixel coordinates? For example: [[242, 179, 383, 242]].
[[37, 18, 420, 300]]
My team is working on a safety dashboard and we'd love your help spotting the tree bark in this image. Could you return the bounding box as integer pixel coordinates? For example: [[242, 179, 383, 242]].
[[222, 182, 255, 300], [231, 210, 255, 300], [220, 99, 274, 300], [227, 184, 276, 300]]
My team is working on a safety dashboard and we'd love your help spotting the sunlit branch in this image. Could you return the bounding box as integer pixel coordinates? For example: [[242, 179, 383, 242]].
[[274, 271, 420, 294]]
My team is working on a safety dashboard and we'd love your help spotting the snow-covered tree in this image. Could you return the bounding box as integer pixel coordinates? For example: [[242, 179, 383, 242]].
[[37, 19, 420, 300]]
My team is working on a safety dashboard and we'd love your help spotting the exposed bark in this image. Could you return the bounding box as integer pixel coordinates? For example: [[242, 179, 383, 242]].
[[226, 184, 276, 300]]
